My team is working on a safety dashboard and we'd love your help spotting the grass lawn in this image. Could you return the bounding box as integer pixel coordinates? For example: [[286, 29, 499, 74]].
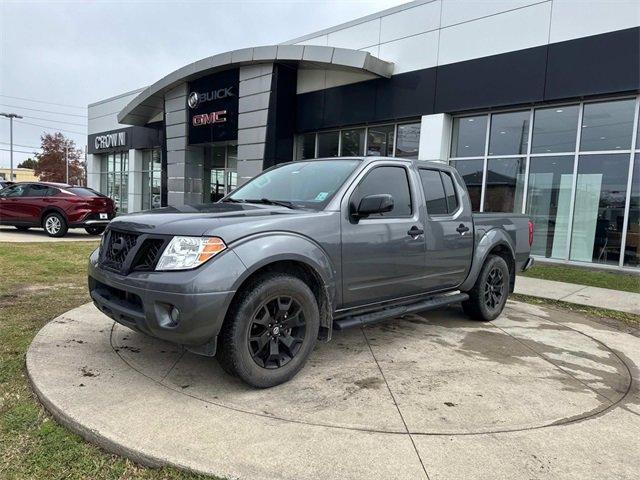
[[520, 262, 640, 294], [0, 241, 212, 480]]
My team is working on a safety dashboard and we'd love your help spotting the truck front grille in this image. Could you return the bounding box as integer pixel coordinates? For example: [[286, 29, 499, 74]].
[[99, 229, 167, 274]]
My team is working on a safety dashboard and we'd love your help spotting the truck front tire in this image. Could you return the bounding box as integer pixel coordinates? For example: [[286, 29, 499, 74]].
[[462, 254, 510, 321], [217, 274, 320, 388]]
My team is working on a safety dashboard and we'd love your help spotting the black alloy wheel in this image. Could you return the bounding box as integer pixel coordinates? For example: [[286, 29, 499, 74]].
[[461, 254, 510, 321], [248, 295, 306, 369], [484, 267, 505, 310]]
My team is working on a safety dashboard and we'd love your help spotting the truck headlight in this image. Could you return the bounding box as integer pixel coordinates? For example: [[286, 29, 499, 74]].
[[156, 236, 226, 271]]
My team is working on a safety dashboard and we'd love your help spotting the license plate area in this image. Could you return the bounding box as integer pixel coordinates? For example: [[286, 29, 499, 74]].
[[99, 213, 108, 220]]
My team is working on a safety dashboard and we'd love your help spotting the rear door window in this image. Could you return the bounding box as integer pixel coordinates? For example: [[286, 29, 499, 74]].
[[26, 184, 52, 197], [440, 172, 459, 213], [419, 170, 448, 215]]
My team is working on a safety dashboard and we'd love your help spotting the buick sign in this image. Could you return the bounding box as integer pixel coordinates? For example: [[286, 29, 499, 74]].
[[187, 87, 234, 109], [94, 131, 127, 150]]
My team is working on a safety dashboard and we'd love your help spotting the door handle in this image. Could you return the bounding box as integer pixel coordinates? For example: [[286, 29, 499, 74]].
[[456, 224, 470, 234], [408, 226, 424, 237]]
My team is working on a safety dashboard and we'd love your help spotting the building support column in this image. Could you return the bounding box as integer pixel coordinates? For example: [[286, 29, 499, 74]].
[[418, 113, 453, 162], [86, 153, 101, 191], [128, 149, 143, 212], [236, 63, 274, 186], [165, 83, 203, 206]]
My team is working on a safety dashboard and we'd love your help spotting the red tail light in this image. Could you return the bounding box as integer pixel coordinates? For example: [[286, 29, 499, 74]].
[[528, 220, 534, 247]]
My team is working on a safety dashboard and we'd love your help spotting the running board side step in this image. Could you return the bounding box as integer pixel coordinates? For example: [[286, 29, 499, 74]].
[[333, 292, 469, 330]]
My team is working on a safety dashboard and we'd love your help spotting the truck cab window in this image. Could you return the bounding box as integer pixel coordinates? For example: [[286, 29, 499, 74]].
[[419, 169, 447, 215], [352, 166, 412, 217], [441, 172, 459, 213]]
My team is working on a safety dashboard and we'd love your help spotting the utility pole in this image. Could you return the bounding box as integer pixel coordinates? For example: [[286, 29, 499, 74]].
[[65, 145, 69, 184], [0, 112, 24, 181]]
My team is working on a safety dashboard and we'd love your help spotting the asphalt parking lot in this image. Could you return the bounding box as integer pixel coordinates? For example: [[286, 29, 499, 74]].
[[27, 300, 640, 480], [0, 226, 99, 242]]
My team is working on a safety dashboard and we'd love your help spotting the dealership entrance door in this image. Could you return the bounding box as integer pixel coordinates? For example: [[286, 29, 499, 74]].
[[203, 144, 238, 202]]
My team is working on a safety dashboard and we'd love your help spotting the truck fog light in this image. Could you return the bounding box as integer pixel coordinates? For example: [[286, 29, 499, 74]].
[[170, 306, 180, 324]]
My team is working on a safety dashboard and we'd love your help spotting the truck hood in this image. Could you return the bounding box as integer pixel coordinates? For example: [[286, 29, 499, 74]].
[[108, 203, 315, 240]]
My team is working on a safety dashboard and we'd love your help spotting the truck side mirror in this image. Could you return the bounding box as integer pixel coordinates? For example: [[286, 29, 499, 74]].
[[354, 194, 394, 219]]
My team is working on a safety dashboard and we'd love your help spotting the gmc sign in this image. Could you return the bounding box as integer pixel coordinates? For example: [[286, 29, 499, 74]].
[[188, 69, 239, 144]]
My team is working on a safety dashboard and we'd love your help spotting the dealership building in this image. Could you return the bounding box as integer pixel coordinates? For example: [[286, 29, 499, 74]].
[[87, 0, 640, 270]]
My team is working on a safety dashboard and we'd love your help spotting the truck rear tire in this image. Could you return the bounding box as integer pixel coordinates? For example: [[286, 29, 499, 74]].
[[217, 274, 320, 388], [462, 254, 510, 321]]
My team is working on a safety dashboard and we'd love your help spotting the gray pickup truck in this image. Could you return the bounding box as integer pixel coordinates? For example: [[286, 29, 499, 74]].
[[88, 157, 533, 387]]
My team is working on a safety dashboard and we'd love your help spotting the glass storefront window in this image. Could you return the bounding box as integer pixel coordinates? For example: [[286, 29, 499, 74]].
[[104, 151, 128, 213], [340, 128, 365, 156], [451, 115, 487, 157], [525, 156, 574, 259], [483, 157, 525, 213], [580, 99, 636, 151], [531, 105, 579, 154], [395, 123, 421, 159], [366, 124, 394, 156], [317, 131, 339, 157], [570, 154, 630, 265], [624, 160, 639, 267], [488, 110, 530, 156], [450, 159, 483, 211], [297, 133, 316, 160], [142, 149, 162, 210]]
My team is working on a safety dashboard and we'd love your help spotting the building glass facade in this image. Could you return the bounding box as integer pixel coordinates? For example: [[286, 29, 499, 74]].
[[100, 151, 129, 213], [296, 121, 421, 161], [450, 95, 640, 270]]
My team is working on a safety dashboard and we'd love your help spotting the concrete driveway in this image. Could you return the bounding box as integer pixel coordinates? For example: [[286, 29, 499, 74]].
[[27, 301, 639, 480], [0, 226, 99, 242]]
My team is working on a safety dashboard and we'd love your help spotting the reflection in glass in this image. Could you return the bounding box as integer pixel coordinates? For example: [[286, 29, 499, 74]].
[[395, 123, 421, 159], [624, 160, 639, 267], [366, 125, 394, 156], [297, 133, 316, 160], [570, 154, 629, 265], [526, 156, 574, 259], [142, 149, 162, 210], [451, 115, 487, 157], [317, 131, 339, 157], [340, 128, 365, 156], [104, 152, 128, 213], [580, 99, 636, 151], [451, 159, 483, 211], [531, 105, 579, 153], [483, 157, 525, 213], [488, 110, 530, 156]]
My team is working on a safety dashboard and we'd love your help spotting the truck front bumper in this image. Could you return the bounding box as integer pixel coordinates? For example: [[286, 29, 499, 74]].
[[87, 248, 243, 354]]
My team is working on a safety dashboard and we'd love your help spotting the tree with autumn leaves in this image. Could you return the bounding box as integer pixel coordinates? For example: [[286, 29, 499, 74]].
[[34, 132, 85, 185]]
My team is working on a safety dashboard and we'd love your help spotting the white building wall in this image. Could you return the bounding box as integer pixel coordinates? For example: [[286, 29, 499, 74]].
[[88, 89, 144, 135], [290, 0, 640, 93]]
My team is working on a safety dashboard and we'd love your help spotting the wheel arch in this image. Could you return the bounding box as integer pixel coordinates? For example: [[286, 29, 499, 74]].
[[460, 228, 516, 292], [226, 233, 337, 341], [40, 207, 67, 226]]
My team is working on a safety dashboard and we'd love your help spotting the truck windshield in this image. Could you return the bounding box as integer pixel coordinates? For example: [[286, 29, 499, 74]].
[[226, 159, 360, 210]]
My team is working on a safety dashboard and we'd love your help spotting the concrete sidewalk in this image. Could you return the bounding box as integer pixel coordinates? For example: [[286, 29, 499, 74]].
[[515, 276, 640, 315]]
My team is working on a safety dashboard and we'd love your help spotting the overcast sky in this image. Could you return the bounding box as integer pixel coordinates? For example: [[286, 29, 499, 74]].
[[0, 0, 409, 168]]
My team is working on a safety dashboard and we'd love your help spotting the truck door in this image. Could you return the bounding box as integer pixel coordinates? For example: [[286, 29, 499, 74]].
[[418, 168, 473, 290], [341, 162, 428, 308]]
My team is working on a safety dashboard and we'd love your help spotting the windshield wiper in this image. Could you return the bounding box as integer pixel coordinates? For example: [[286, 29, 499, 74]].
[[221, 198, 245, 203], [244, 198, 300, 209]]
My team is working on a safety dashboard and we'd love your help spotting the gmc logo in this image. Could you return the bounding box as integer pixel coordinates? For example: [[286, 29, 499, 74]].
[[188, 87, 234, 109], [192, 110, 228, 126]]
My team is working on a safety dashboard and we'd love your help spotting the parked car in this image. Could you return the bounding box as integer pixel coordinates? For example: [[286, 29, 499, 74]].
[[88, 157, 533, 388], [0, 180, 14, 190], [0, 182, 115, 237]]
